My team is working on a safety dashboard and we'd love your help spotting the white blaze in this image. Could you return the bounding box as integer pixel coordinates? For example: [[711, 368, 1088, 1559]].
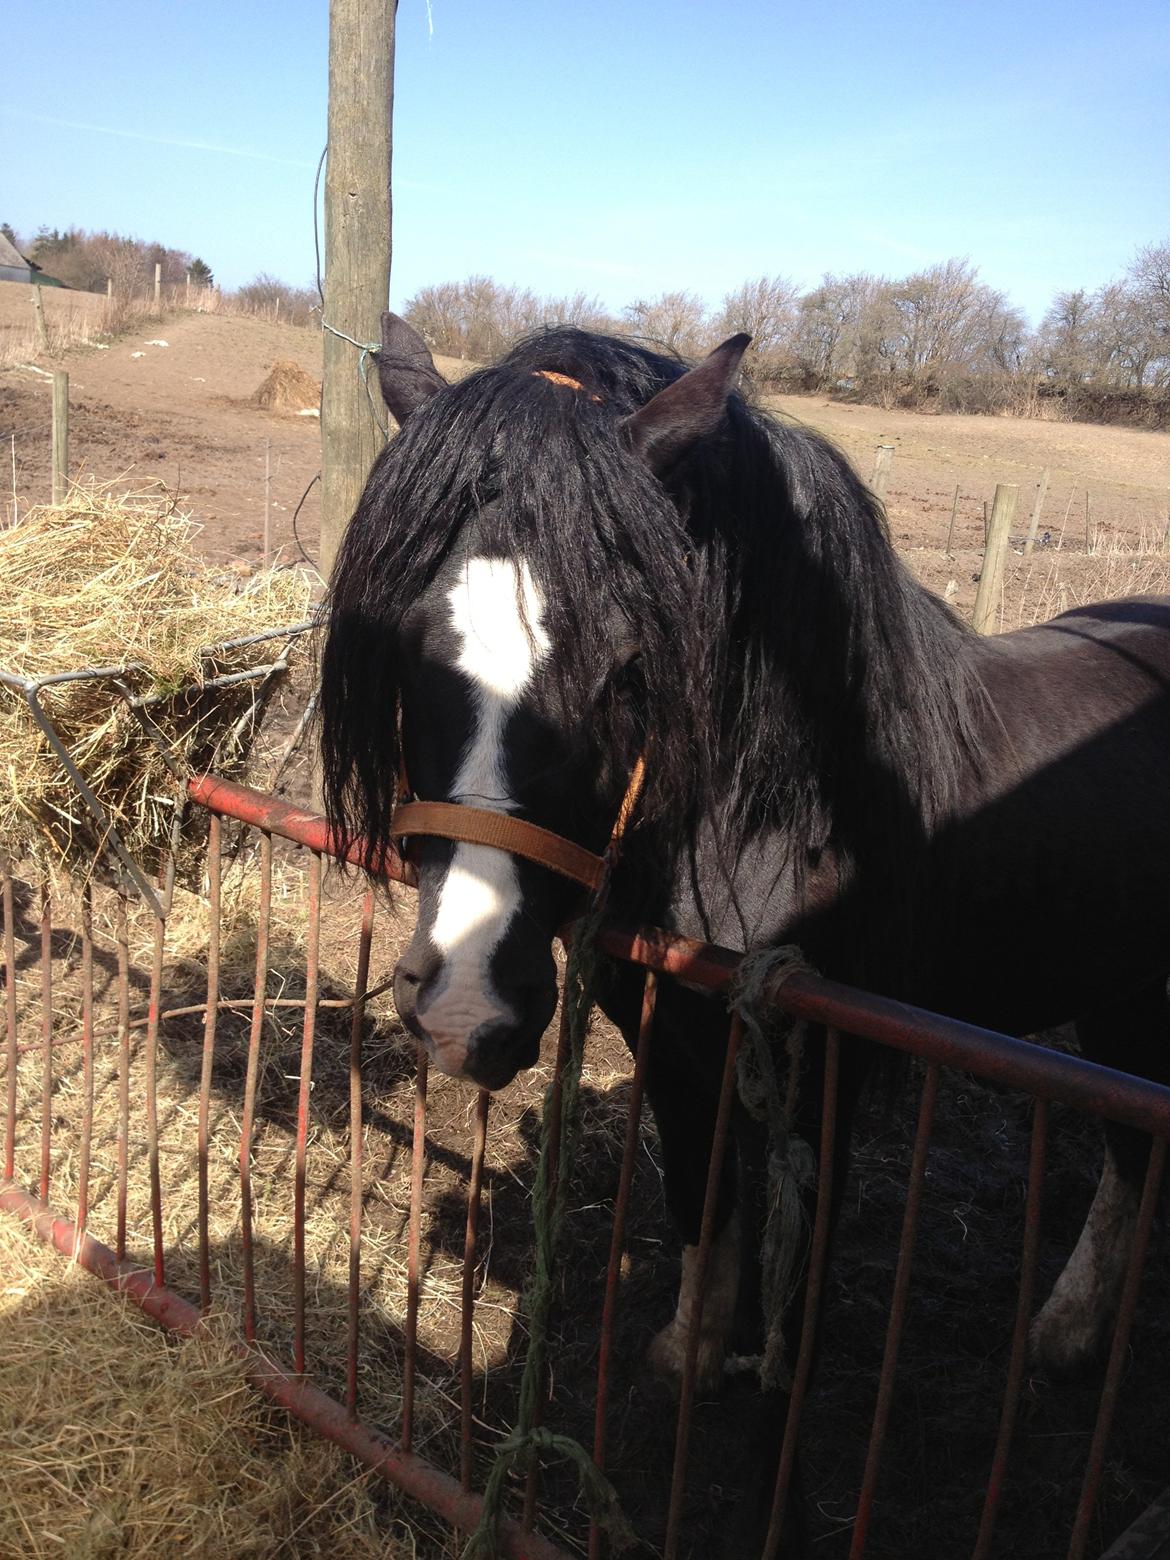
[[417, 556, 549, 1073]]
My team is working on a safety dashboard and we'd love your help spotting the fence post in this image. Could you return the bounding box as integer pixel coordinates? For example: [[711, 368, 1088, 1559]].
[[319, 0, 396, 578], [154, 263, 162, 313], [52, 371, 69, 505], [1022, 468, 1050, 558], [31, 285, 49, 352], [264, 439, 272, 563], [972, 483, 1018, 635], [945, 484, 960, 556], [871, 444, 894, 502]]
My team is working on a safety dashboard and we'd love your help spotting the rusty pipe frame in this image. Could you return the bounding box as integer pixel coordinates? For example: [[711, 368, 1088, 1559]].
[[0, 1184, 572, 1560], [188, 776, 1170, 1140]]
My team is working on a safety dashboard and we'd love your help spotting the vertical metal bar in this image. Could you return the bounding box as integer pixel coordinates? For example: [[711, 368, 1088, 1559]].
[[293, 850, 322, 1375], [523, 999, 574, 1529], [460, 1088, 492, 1491], [762, 1027, 842, 1560], [848, 1061, 941, 1560], [3, 866, 17, 1182], [115, 892, 130, 1260], [74, 883, 95, 1249], [38, 882, 52, 1201], [588, 970, 657, 1560], [240, 831, 272, 1343], [347, 888, 375, 1419], [663, 1014, 745, 1560], [198, 815, 221, 1314], [1067, 1137, 1167, 1560], [972, 1099, 1049, 1560], [144, 904, 167, 1287], [400, 1042, 428, 1453]]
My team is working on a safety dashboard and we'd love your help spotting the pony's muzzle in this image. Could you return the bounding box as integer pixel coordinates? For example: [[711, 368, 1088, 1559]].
[[392, 950, 557, 1091]]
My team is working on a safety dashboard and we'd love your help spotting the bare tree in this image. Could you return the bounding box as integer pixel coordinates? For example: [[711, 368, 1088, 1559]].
[[623, 290, 711, 358], [713, 275, 798, 382]]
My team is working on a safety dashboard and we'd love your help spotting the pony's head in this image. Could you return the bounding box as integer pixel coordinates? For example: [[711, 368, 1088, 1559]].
[[319, 315, 749, 1089]]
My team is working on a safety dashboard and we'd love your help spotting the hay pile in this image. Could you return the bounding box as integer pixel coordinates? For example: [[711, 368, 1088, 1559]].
[[0, 485, 313, 875], [254, 359, 321, 414], [0, 1219, 397, 1558]]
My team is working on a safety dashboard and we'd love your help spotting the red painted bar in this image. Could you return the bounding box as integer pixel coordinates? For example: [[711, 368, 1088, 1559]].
[[972, 1099, 1049, 1560], [849, 1064, 941, 1558], [38, 883, 52, 1201], [293, 850, 322, 1375], [663, 1014, 744, 1560], [75, 884, 94, 1247], [144, 910, 167, 1287], [239, 832, 272, 1343], [3, 867, 18, 1181], [460, 1089, 491, 1491], [589, 969, 656, 1560], [347, 888, 375, 1419], [198, 816, 222, 1315], [0, 1185, 572, 1560], [115, 892, 130, 1260], [401, 1044, 428, 1454]]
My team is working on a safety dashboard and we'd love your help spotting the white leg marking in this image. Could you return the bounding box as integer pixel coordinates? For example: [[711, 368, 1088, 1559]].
[[648, 1217, 740, 1397], [416, 557, 550, 1072], [1030, 1147, 1140, 1374]]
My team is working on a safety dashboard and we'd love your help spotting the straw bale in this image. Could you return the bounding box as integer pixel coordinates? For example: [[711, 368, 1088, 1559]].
[[254, 359, 321, 414], [0, 484, 314, 877], [0, 1220, 402, 1557]]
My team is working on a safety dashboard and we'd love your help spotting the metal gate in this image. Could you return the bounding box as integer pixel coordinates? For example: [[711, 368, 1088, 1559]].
[[2, 772, 1168, 1558]]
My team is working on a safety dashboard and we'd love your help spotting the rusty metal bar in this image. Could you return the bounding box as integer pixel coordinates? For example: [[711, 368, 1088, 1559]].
[[293, 850, 322, 1375], [187, 783, 1170, 1138], [188, 773, 414, 886], [239, 831, 272, 1343], [972, 1098, 1050, 1560], [74, 883, 94, 1248], [849, 1062, 941, 1559], [1068, 1137, 1168, 1560], [460, 1088, 491, 1491], [523, 994, 574, 1530], [762, 1026, 842, 1560], [115, 891, 130, 1260], [198, 816, 222, 1314], [347, 888, 374, 1419], [38, 882, 52, 1201], [663, 1013, 745, 1560], [144, 906, 166, 1287], [3, 866, 17, 1182], [401, 1042, 428, 1453], [0, 1184, 572, 1560], [589, 969, 657, 1560]]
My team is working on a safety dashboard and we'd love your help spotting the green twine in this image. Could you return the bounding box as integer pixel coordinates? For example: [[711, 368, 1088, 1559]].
[[462, 904, 635, 1559], [730, 946, 818, 1391]]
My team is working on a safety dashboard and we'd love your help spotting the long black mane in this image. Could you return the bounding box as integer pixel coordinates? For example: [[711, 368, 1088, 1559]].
[[321, 328, 979, 910]]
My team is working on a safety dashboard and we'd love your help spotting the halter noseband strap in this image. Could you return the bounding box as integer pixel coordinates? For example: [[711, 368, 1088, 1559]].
[[391, 757, 646, 902]]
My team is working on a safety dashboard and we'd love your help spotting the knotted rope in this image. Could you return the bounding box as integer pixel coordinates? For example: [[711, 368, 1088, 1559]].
[[729, 946, 818, 1390], [462, 903, 635, 1558]]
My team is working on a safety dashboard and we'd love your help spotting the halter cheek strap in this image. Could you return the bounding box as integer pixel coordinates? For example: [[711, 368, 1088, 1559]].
[[391, 756, 646, 903]]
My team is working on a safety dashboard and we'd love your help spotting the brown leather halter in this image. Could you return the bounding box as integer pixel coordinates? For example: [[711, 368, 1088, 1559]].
[[390, 757, 645, 905]]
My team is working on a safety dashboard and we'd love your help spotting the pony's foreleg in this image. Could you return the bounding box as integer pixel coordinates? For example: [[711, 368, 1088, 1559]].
[[647, 1215, 740, 1396], [1029, 1135, 1141, 1375], [1031, 977, 1167, 1375]]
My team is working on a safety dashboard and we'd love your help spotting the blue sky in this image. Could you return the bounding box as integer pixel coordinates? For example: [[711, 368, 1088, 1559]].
[[3, 1, 1168, 324]]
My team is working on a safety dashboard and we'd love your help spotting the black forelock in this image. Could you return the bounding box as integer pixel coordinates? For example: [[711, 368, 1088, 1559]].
[[320, 326, 980, 904]]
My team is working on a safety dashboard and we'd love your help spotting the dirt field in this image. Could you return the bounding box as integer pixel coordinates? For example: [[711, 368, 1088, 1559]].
[[3, 289, 1170, 1557]]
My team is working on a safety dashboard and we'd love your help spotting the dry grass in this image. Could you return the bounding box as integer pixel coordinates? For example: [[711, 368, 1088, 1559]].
[[254, 360, 321, 416], [0, 484, 313, 875], [0, 1218, 402, 1559]]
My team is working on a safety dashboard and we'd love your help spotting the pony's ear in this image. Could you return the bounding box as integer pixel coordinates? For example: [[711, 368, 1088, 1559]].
[[622, 333, 751, 475], [375, 312, 448, 423]]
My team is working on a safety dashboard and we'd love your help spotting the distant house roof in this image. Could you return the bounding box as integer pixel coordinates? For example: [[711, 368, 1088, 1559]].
[[0, 232, 67, 287]]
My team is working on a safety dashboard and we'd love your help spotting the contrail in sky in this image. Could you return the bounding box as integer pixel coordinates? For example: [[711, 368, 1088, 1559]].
[[5, 109, 316, 169]]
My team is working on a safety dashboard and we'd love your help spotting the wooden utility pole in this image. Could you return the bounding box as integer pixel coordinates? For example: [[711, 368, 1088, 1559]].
[[319, 0, 395, 578], [972, 483, 1018, 634], [51, 371, 69, 504], [31, 285, 49, 352]]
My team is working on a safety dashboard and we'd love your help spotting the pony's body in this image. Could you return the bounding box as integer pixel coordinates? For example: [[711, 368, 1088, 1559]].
[[321, 319, 1170, 1543]]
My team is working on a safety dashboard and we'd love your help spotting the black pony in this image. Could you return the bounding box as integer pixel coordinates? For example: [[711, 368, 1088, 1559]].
[[321, 315, 1170, 1541]]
